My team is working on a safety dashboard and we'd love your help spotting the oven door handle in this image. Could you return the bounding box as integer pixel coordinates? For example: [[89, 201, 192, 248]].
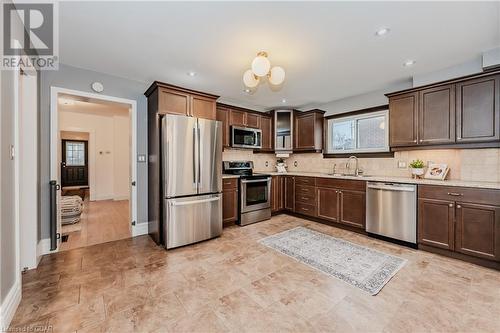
[[241, 178, 271, 184]]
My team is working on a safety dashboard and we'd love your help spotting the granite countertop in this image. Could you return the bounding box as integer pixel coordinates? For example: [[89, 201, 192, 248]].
[[254, 171, 500, 190], [222, 174, 240, 179]]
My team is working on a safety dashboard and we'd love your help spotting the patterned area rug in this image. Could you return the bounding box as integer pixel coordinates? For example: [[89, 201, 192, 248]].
[[259, 227, 407, 295]]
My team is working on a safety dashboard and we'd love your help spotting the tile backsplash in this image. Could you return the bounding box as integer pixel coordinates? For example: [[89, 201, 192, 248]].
[[224, 148, 500, 183]]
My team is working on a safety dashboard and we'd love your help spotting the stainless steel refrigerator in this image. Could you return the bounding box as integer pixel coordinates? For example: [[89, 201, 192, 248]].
[[161, 114, 222, 249]]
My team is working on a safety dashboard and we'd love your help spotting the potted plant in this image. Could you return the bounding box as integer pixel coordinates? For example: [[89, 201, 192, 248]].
[[409, 159, 425, 179]]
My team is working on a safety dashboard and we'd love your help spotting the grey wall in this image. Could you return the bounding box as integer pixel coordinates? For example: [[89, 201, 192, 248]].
[[40, 64, 149, 240], [310, 80, 412, 116], [1, 67, 18, 304], [1, 3, 25, 304]]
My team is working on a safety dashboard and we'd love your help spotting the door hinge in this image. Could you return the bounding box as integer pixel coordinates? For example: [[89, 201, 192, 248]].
[[131, 221, 136, 226], [131, 181, 136, 186]]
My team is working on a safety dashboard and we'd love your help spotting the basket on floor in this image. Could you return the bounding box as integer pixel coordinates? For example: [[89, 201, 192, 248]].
[[61, 195, 84, 225]]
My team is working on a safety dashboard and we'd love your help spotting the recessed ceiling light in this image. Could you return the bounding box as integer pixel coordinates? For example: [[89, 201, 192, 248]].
[[187, 71, 197, 77], [243, 88, 251, 93], [282, 98, 287, 103], [403, 60, 416, 67], [375, 27, 390, 36]]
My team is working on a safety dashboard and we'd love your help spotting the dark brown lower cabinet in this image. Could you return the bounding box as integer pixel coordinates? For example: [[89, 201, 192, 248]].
[[339, 190, 366, 229], [271, 176, 284, 213], [317, 187, 339, 222], [418, 185, 500, 264], [222, 179, 238, 226], [418, 198, 455, 250], [284, 176, 295, 211], [455, 202, 500, 261]]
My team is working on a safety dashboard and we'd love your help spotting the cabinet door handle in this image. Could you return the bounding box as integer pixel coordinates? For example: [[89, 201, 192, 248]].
[[301, 197, 308, 200], [301, 207, 309, 211], [448, 203, 454, 208], [447, 192, 463, 197]]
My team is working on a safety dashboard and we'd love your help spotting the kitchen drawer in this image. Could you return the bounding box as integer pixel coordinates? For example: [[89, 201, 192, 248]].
[[295, 192, 316, 205], [295, 185, 316, 196], [223, 178, 238, 190], [316, 178, 366, 192], [295, 177, 316, 186], [418, 185, 500, 206], [295, 202, 317, 217]]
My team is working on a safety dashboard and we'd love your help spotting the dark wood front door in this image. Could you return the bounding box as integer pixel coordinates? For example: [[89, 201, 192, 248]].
[[61, 140, 88, 187]]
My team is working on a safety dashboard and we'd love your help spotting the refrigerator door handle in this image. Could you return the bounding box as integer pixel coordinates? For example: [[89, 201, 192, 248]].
[[197, 125, 202, 187], [168, 196, 220, 206], [192, 126, 197, 189]]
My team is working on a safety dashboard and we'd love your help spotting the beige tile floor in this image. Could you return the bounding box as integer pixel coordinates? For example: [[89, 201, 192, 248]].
[[10, 215, 500, 333]]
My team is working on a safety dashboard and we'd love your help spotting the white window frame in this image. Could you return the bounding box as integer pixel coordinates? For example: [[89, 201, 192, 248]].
[[326, 109, 389, 154]]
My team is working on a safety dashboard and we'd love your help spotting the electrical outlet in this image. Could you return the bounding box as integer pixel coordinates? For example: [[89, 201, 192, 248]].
[[137, 154, 147, 162], [398, 161, 407, 168]]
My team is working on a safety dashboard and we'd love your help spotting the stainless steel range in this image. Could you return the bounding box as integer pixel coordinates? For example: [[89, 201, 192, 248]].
[[223, 161, 271, 226]]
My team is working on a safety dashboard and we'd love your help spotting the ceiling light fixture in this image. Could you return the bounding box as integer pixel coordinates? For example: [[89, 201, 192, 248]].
[[243, 88, 252, 93], [187, 71, 197, 77], [281, 98, 287, 103], [243, 51, 285, 89], [375, 27, 390, 36], [403, 60, 416, 67]]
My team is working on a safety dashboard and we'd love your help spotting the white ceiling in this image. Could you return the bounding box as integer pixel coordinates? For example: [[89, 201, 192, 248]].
[[59, 1, 500, 110], [58, 94, 130, 117]]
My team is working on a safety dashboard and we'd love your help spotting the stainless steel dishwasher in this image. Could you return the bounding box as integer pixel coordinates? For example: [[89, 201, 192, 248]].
[[366, 182, 417, 245]]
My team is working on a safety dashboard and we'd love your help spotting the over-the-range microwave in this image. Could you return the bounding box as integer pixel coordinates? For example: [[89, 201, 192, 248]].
[[231, 126, 262, 149]]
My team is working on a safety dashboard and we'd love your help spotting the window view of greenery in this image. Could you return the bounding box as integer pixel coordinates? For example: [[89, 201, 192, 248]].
[[328, 110, 388, 154]]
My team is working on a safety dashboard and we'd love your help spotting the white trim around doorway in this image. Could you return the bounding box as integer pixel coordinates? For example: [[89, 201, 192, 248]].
[[49, 86, 144, 253]]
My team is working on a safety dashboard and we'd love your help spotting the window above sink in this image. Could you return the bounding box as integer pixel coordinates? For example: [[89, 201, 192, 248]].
[[325, 107, 390, 155]]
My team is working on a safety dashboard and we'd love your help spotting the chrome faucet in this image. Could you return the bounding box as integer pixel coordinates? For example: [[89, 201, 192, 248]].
[[346, 156, 359, 176]]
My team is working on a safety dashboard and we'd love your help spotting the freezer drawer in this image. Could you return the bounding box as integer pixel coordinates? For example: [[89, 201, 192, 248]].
[[366, 182, 417, 244], [164, 194, 222, 249]]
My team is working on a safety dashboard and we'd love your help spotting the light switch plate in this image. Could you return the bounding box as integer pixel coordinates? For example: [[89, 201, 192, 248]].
[[398, 161, 407, 168], [137, 154, 147, 163]]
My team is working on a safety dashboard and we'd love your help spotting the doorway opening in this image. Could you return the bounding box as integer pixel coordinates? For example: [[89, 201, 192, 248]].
[[50, 88, 139, 252]]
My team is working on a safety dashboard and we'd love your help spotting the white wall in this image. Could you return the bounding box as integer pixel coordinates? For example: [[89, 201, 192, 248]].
[[59, 108, 130, 201], [113, 115, 131, 200], [19, 69, 39, 270]]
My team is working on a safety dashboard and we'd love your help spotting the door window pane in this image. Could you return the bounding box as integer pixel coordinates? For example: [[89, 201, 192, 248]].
[[66, 142, 85, 166]]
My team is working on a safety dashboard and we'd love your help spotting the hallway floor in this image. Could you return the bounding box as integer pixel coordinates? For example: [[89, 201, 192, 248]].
[[60, 195, 131, 251], [10, 215, 500, 332]]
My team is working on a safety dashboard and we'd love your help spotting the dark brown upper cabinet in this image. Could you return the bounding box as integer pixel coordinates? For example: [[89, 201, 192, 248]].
[[145, 81, 218, 120], [389, 92, 418, 147], [216, 105, 230, 148], [229, 109, 260, 128], [456, 74, 500, 143], [294, 110, 325, 152], [418, 85, 455, 145], [386, 71, 500, 150], [260, 114, 273, 151]]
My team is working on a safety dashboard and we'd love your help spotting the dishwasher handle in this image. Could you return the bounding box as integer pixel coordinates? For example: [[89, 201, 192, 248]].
[[367, 183, 416, 192]]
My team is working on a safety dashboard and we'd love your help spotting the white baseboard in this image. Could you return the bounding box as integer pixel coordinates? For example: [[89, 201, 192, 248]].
[[113, 195, 129, 201], [0, 277, 21, 329], [132, 222, 148, 237]]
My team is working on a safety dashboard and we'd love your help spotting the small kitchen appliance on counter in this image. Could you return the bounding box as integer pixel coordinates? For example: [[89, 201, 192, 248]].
[[223, 161, 272, 226]]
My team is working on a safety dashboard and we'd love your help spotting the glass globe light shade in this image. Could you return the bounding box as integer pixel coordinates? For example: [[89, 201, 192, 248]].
[[251, 55, 271, 77], [243, 69, 259, 88], [269, 66, 286, 85]]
